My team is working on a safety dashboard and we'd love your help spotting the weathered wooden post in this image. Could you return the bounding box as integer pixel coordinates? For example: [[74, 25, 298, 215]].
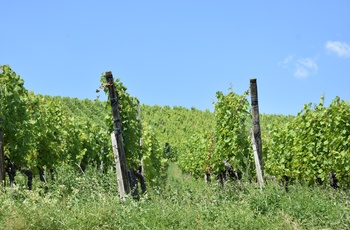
[[250, 129, 264, 189], [105, 71, 130, 197], [0, 128, 5, 187], [111, 133, 126, 200], [250, 78, 264, 187]]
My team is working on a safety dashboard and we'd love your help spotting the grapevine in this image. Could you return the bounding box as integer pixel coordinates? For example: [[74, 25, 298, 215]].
[[265, 96, 350, 187]]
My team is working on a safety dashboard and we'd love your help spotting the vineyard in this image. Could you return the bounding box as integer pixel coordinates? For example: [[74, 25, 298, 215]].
[[1, 65, 350, 229], [0, 66, 168, 193], [1, 64, 350, 190]]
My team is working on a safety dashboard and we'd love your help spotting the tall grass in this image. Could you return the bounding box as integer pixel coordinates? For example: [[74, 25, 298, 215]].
[[0, 163, 349, 229]]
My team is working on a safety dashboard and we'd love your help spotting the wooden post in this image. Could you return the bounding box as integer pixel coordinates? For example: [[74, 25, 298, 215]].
[[111, 133, 126, 200], [250, 129, 264, 189], [105, 71, 130, 195], [250, 79, 264, 178], [0, 129, 5, 187]]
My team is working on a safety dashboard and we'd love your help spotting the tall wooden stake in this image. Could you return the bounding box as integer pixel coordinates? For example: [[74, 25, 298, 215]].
[[105, 71, 130, 195], [250, 79, 264, 178], [250, 129, 264, 189], [0, 129, 5, 187], [111, 133, 126, 200]]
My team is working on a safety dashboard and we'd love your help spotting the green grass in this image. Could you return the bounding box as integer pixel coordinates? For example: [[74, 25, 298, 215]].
[[1, 163, 349, 229]]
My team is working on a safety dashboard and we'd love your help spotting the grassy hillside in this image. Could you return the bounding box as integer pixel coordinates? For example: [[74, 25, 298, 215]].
[[1, 162, 349, 229], [3, 91, 349, 229]]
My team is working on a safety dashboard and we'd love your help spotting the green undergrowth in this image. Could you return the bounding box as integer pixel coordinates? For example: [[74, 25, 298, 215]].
[[1, 163, 350, 229]]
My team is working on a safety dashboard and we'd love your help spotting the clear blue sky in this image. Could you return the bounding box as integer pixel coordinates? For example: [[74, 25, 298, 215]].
[[1, 1, 349, 115]]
